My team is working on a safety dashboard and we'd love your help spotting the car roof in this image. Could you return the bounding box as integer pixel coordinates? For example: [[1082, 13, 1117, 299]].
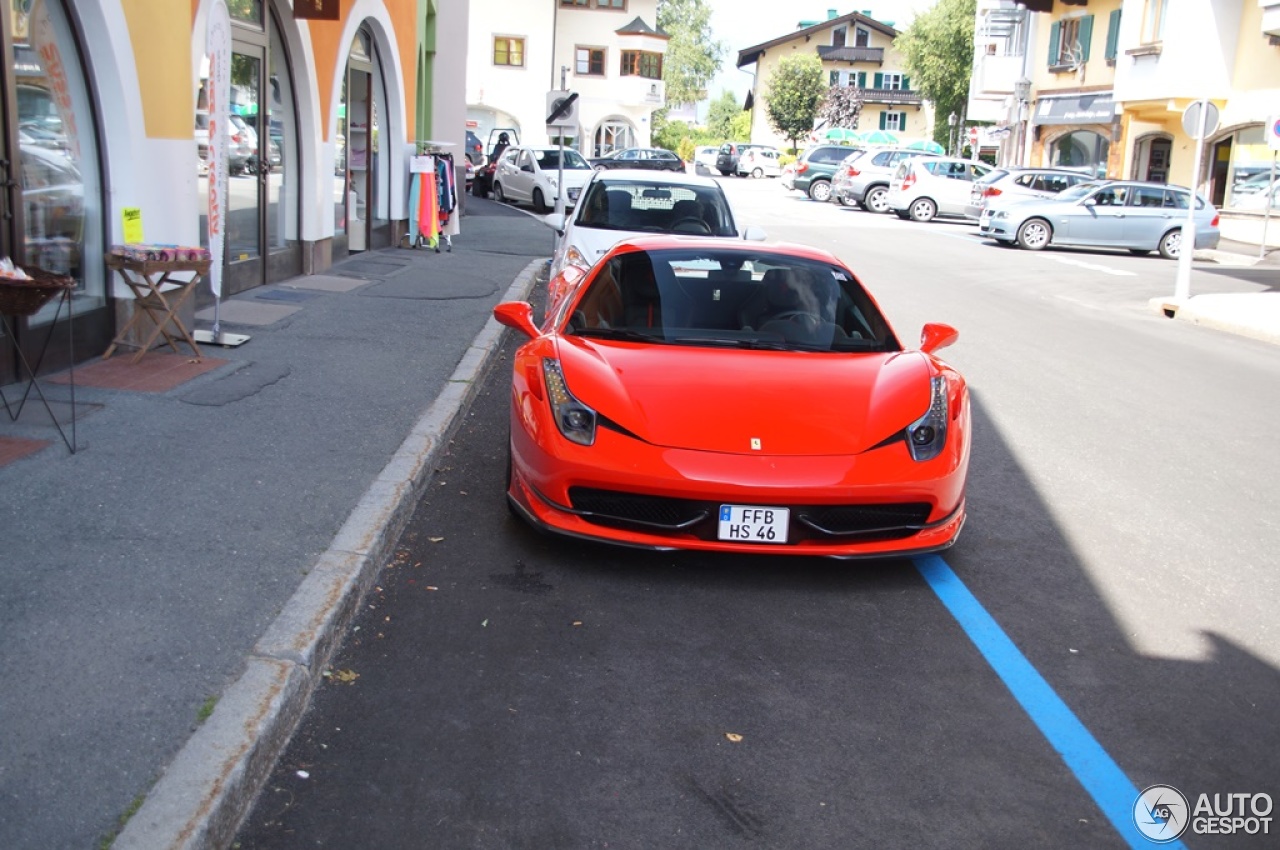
[[606, 234, 844, 267], [588, 169, 722, 188]]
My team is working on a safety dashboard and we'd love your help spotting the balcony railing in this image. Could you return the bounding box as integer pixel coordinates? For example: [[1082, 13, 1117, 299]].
[[817, 45, 885, 64], [859, 87, 923, 106]]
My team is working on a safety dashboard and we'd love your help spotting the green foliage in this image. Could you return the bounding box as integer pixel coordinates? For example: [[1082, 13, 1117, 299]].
[[895, 0, 977, 147], [652, 114, 692, 152], [765, 54, 824, 153], [706, 90, 742, 140], [676, 137, 697, 162], [730, 111, 752, 142], [657, 0, 725, 107]]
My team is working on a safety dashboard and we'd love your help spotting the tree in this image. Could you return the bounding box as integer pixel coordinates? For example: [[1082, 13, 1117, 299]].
[[819, 86, 864, 131], [706, 90, 742, 140], [657, 0, 725, 107], [894, 0, 976, 149], [765, 54, 824, 154]]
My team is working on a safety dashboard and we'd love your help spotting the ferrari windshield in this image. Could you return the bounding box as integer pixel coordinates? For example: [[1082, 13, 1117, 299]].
[[574, 180, 738, 237], [564, 248, 899, 353]]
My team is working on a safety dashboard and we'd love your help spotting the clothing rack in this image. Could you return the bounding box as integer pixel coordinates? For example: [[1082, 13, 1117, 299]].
[[403, 140, 460, 252]]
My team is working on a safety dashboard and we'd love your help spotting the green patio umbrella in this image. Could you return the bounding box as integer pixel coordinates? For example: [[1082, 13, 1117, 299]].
[[821, 127, 861, 143], [904, 138, 945, 154], [859, 130, 900, 146]]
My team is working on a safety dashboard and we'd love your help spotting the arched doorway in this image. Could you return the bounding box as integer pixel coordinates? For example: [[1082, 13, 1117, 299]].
[[1131, 134, 1172, 183], [199, 0, 301, 297], [1049, 129, 1109, 178], [593, 120, 635, 157], [336, 25, 391, 254], [0, 0, 109, 380]]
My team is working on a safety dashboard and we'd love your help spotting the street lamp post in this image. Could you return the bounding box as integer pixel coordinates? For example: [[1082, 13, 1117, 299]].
[[947, 112, 958, 156], [1014, 77, 1032, 168]]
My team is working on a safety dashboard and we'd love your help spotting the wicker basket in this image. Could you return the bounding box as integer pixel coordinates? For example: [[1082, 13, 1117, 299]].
[[0, 267, 75, 317]]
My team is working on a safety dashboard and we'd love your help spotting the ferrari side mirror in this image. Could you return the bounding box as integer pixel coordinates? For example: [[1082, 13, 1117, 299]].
[[920, 322, 959, 353], [493, 301, 540, 339]]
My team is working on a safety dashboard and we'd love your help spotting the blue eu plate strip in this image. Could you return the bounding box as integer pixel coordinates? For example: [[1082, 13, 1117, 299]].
[[914, 554, 1186, 849]]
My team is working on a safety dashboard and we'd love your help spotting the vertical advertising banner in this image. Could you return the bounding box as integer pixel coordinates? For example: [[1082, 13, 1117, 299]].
[[206, 0, 231, 298], [29, 0, 81, 163]]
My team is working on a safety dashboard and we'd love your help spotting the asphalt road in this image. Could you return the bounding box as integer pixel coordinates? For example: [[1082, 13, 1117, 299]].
[[234, 176, 1280, 849]]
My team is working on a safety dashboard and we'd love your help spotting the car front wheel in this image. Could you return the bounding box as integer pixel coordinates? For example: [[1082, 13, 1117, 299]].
[[807, 180, 832, 202], [1158, 229, 1182, 260], [864, 185, 890, 213], [908, 198, 937, 222], [1016, 218, 1052, 250]]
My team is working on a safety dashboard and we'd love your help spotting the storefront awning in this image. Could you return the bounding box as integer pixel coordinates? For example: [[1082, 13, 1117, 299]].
[[1031, 93, 1115, 126]]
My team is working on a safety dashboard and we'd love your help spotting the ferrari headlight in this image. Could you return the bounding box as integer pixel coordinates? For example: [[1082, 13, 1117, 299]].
[[543, 358, 596, 446], [906, 375, 948, 462]]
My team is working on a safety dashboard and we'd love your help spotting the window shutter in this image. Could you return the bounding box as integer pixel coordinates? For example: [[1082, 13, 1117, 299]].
[[830, 70, 840, 86], [1079, 15, 1094, 61], [873, 72, 883, 88], [903, 76, 911, 91], [1048, 21, 1061, 66], [1105, 10, 1122, 60], [857, 71, 867, 87], [879, 111, 887, 130]]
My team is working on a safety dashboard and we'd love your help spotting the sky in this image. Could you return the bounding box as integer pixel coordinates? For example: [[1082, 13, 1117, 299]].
[[701, 0, 934, 103]]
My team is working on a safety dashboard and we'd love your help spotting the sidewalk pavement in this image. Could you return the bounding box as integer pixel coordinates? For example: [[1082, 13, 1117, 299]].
[[0, 199, 553, 850], [1, 205, 1277, 850], [1170, 240, 1280, 345]]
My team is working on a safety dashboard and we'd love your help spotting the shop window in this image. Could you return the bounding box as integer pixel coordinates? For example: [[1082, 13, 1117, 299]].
[[1050, 130, 1109, 178], [493, 37, 525, 67]]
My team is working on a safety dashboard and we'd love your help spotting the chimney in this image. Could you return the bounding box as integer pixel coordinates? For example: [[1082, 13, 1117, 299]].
[[828, 9, 838, 19]]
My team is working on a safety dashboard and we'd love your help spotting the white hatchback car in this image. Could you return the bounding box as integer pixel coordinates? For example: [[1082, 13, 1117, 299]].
[[545, 170, 766, 278], [887, 157, 993, 222], [737, 147, 782, 178], [492, 145, 594, 212]]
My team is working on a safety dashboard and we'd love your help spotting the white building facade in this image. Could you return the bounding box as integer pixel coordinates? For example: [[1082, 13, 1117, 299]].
[[466, 0, 667, 157]]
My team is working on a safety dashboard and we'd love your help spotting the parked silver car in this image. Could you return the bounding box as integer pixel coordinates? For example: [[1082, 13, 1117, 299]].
[[964, 166, 1093, 220], [831, 147, 939, 212], [977, 180, 1221, 259], [887, 156, 993, 222]]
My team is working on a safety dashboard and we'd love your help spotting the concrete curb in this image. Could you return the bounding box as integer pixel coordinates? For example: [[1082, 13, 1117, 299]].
[[1149, 292, 1280, 346], [113, 258, 543, 850]]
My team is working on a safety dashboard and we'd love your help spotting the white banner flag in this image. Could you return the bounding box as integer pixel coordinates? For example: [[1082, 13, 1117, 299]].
[[206, 0, 230, 298]]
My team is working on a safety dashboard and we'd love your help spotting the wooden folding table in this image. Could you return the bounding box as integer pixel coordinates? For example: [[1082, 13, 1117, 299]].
[[103, 252, 210, 363]]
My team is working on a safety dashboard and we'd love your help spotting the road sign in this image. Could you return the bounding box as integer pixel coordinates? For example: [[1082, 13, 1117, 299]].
[[1181, 100, 1219, 139], [546, 90, 579, 130], [968, 127, 979, 147], [1266, 115, 1280, 152]]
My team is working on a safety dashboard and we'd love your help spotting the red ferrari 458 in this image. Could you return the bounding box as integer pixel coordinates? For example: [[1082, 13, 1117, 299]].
[[493, 236, 970, 558]]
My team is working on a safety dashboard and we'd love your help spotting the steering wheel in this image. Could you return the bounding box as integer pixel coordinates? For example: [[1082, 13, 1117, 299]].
[[670, 217, 712, 235], [766, 309, 821, 329]]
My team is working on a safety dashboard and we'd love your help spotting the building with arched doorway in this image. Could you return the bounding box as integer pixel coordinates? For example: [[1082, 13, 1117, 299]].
[[0, 0, 466, 385], [464, 0, 666, 163]]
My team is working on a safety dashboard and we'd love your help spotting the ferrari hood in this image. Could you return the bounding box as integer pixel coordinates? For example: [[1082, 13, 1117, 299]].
[[558, 340, 933, 455]]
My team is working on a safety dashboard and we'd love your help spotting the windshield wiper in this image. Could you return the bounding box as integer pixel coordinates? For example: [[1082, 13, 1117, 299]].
[[671, 336, 795, 350], [572, 327, 663, 342]]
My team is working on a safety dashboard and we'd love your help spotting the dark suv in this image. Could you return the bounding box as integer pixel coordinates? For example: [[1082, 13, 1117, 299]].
[[465, 130, 485, 166], [715, 142, 769, 177], [787, 144, 859, 201]]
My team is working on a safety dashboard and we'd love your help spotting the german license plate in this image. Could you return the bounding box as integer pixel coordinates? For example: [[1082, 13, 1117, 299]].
[[718, 505, 789, 544]]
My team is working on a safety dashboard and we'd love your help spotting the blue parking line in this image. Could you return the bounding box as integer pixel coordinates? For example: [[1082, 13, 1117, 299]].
[[914, 554, 1185, 849]]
